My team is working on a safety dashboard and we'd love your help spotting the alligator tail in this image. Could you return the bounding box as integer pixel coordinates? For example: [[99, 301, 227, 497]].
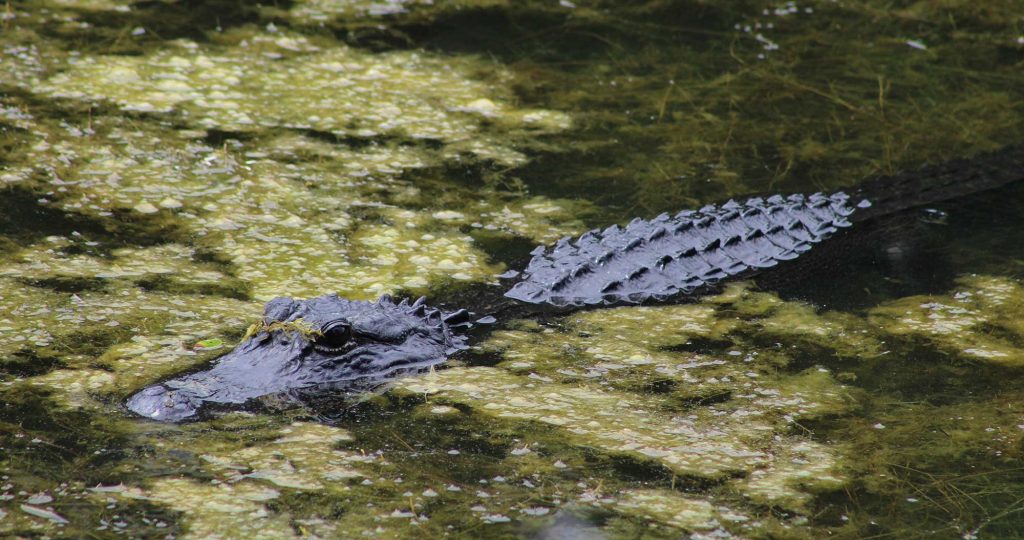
[[850, 144, 1024, 223]]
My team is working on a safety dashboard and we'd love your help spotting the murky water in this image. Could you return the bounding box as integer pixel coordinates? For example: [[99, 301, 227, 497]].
[[2, 0, 1024, 538]]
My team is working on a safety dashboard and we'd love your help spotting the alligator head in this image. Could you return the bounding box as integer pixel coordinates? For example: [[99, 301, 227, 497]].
[[127, 294, 471, 422]]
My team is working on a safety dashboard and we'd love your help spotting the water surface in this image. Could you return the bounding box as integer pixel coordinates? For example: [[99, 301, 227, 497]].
[[2, 0, 1024, 538]]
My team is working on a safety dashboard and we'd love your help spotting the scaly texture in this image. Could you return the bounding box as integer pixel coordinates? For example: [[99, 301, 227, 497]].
[[505, 192, 864, 306], [126, 295, 468, 421]]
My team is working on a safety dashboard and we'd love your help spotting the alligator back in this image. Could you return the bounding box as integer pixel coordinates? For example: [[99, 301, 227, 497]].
[[505, 192, 862, 306], [505, 145, 1024, 307]]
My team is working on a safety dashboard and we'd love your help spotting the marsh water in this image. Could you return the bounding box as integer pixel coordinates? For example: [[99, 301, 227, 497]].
[[2, 0, 1024, 538]]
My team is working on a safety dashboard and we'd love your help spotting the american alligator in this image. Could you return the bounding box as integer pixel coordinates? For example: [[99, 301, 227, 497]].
[[127, 146, 1024, 421]]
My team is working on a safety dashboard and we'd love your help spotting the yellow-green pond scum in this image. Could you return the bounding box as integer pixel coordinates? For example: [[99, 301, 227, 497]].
[[2, 0, 1024, 538]]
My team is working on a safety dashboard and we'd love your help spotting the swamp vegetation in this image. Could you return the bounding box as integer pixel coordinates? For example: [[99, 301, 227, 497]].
[[2, 0, 1024, 538]]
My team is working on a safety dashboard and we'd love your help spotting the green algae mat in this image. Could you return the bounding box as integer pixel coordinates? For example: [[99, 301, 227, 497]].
[[2, 0, 1024, 538]]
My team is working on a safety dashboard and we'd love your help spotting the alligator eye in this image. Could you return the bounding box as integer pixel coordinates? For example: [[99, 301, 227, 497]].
[[315, 320, 352, 352]]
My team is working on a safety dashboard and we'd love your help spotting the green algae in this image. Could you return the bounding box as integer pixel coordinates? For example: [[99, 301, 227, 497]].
[[818, 389, 1024, 538], [3, 266, 1024, 537], [36, 30, 568, 164], [0, 272, 260, 404], [242, 318, 322, 342], [869, 275, 1024, 366], [397, 287, 863, 525], [93, 422, 368, 538], [41, 0, 135, 10], [3, 111, 500, 300], [2, 0, 1024, 538], [398, 364, 848, 513], [0, 240, 262, 409], [1, 81, 579, 300]]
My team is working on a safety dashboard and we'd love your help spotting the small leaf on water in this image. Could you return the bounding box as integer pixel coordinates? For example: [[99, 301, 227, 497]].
[[193, 338, 224, 351]]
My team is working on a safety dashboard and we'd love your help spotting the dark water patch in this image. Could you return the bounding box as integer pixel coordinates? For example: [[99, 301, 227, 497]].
[[191, 244, 241, 268], [0, 389, 187, 536], [660, 335, 742, 355], [453, 347, 507, 369], [973, 321, 1024, 351], [18, 275, 109, 294], [1, 388, 128, 474], [741, 332, 850, 369], [466, 230, 539, 269], [298, 127, 446, 152], [0, 350, 65, 378], [333, 23, 419, 53], [638, 376, 678, 395], [602, 451, 725, 494], [809, 403, 1024, 538], [136, 274, 251, 301], [756, 216, 954, 311], [96, 207, 193, 247], [22, 0, 292, 54], [369, 1, 1024, 217], [759, 179, 1024, 312], [0, 187, 112, 249], [63, 329, 149, 361], [669, 387, 734, 410], [933, 180, 1024, 274], [201, 128, 254, 149], [399, 158, 533, 205], [851, 343, 1022, 408], [0, 186, 189, 255], [328, 394, 518, 461], [391, 1, 730, 64]]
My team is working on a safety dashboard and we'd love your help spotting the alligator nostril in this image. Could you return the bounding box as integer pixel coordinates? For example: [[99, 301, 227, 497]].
[[126, 384, 201, 422]]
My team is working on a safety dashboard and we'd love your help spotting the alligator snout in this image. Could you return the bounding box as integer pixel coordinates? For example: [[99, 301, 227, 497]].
[[125, 294, 469, 422], [126, 384, 203, 422]]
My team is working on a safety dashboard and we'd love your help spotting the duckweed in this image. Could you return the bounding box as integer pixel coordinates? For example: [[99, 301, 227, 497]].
[[3, 0, 1024, 537], [870, 276, 1024, 366], [3, 113, 501, 300], [37, 31, 569, 164]]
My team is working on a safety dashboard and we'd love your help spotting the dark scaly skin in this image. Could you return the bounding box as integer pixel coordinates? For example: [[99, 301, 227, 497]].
[[507, 145, 1024, 306], [506, 192, 866, 307], [127, 146, 1024, 422], [127, 295, 471, 421]]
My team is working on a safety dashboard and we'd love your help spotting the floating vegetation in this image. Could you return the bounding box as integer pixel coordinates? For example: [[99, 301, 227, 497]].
[[37, 30, 568, 164], [278, 0, 436, 23], [870, 276, 1024, 366], [2, 0, 1024, 538], [1, 21, 583, 299], [0, 272, 259, 403], [0, 109, 541, 300]]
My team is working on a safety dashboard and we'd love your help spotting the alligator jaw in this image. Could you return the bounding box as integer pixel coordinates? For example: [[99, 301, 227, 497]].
[[125, 294, 467, 422], [125, 333, 307, 421], [126, 383, 204, 422]]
